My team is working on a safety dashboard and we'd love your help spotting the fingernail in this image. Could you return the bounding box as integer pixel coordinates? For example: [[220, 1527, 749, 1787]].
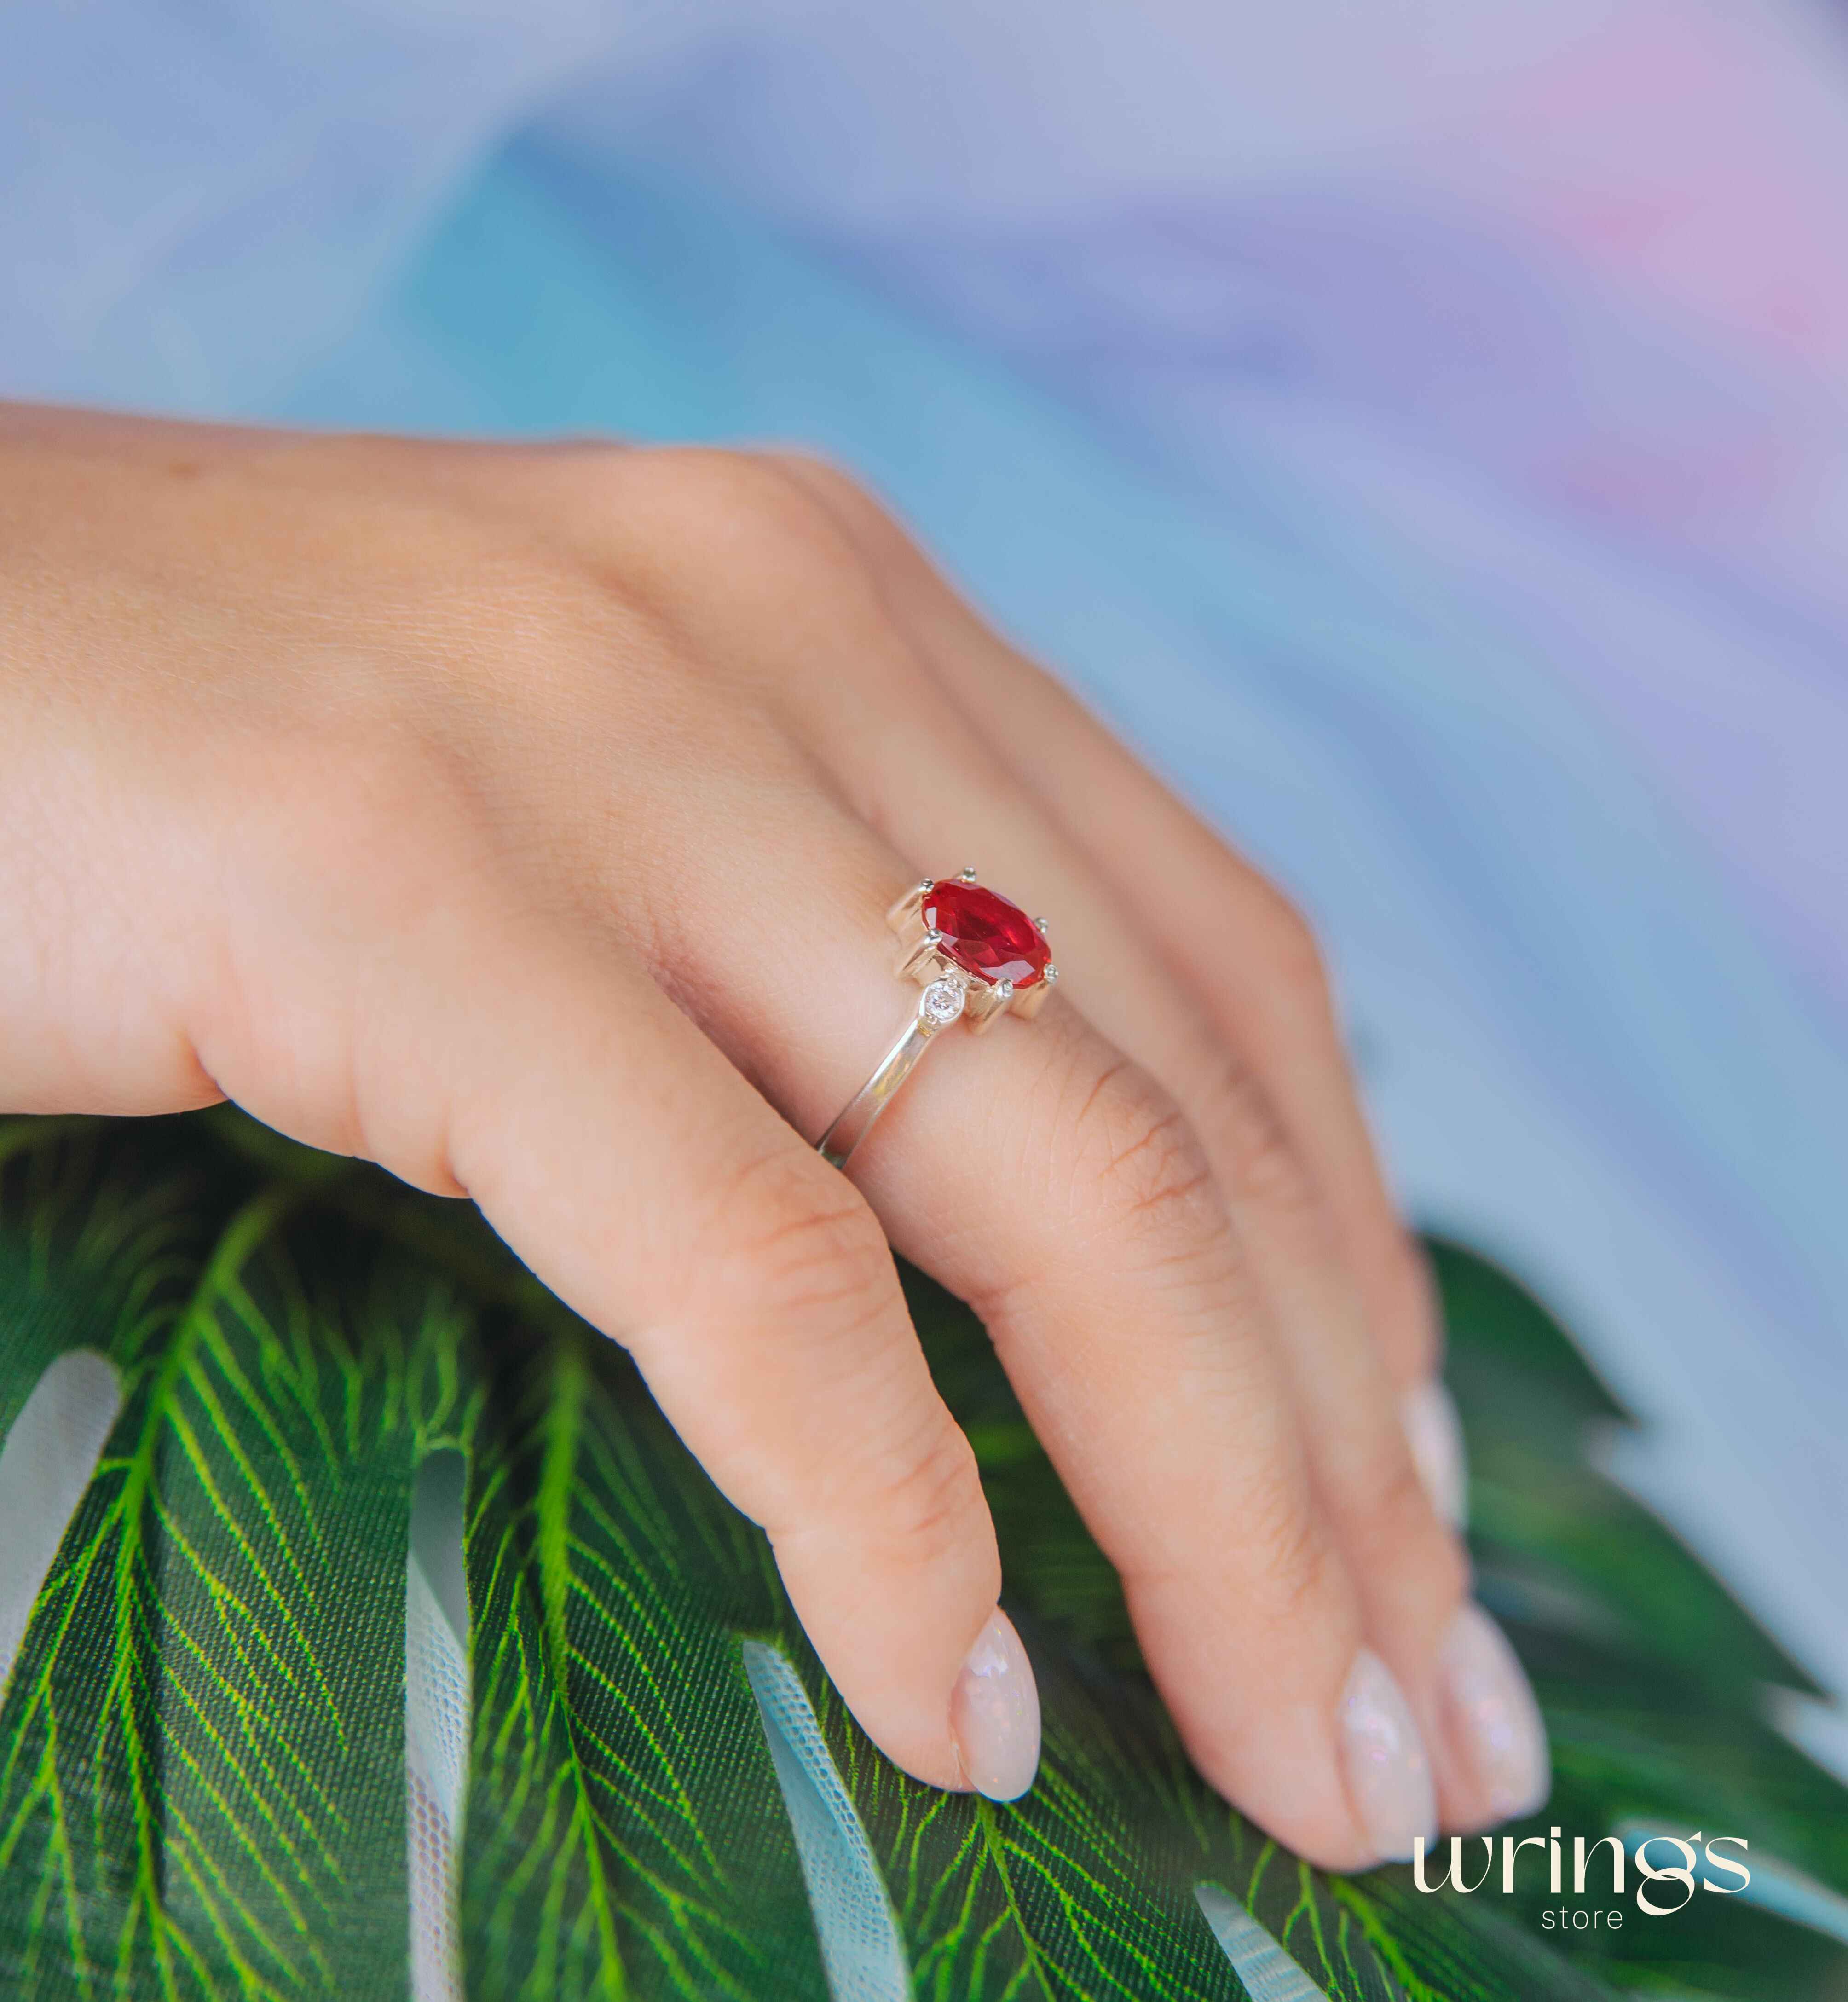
[[1401, 1379, 1467, 1528], [1438, 1603, 1551, 1820], [951, 1609, 1041, 1801], [1339, 1648, 1437, 1861]]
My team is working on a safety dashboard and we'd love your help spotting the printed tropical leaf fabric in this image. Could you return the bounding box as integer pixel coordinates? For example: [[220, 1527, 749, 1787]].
[[0, 1110, 1839, 2000]]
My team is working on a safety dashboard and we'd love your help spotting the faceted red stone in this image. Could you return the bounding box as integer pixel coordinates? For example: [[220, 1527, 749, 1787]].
[[923, 880, 1051, 989]]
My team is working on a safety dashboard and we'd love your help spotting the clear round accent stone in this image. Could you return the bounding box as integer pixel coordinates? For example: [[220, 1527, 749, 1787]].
[[920, 978, 967, 1028], [994, 979, 1015, 1003]]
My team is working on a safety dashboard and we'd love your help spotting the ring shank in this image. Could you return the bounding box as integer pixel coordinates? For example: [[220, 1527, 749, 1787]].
[[816, 1015, 941, 1169]]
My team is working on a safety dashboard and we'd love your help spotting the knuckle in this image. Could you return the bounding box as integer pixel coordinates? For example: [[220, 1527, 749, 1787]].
[[1240, 1470, 1340, 1627], [755, 450, 891, 541], [1344, 1447, 1468, 1600], [1252, 880, 1333, 1007], [756, 446, 866, 507], [633, 445, 865, 575], [1193, 1049, 1317, 1216], [1130, 1454, 1336, 1631], [601, 447, 916, 713], [638, 443, 784, 513], [1064, 1053, 1222, 1247], [866, 1417, 988, 1570], [703, 1144, 897, 1329], [1378, 1234, 1443, 1378], [255, 727, 485, 914]]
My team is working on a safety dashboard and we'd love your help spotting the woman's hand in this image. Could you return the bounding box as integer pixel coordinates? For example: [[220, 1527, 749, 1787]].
[[0, 406, 1546, 1866]]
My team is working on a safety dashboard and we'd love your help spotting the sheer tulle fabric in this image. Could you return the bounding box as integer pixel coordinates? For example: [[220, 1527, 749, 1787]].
[[5, 0, 1845, 1759]]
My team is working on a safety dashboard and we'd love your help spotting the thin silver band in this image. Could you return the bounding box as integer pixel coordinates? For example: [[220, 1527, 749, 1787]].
[[816, 988, 959, 1170], [818, 871, 1057, 1173]]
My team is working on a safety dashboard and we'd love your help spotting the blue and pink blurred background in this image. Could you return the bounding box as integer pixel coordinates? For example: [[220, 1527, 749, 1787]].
[[7, 0, 1846, 1752]]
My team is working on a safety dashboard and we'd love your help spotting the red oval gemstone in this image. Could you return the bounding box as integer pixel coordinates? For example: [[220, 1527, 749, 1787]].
[[924, 881, 1050, 989]]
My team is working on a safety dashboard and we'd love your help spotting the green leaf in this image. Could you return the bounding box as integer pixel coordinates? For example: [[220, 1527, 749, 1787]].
[[1430, 1240, 1816, 1701], [0, 1119, 475, 1998], [1429, 1240, 1848, 1997], [0, 1113, 1838, 1999], [461, 1321, 826, 2002]]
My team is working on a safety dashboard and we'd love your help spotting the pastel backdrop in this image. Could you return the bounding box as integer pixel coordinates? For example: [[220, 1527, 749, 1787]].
[[6, 0, 1846, 1759]]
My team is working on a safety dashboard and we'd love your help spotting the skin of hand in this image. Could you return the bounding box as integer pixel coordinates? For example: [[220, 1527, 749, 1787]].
[[0, 405, 1548, 1866]]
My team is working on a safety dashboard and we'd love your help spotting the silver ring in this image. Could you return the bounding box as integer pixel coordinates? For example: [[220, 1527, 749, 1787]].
[[817, 868, 1058, 1170]]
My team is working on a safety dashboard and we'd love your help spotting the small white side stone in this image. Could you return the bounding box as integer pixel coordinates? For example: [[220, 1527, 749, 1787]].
[[921, 978, 966, 1028]]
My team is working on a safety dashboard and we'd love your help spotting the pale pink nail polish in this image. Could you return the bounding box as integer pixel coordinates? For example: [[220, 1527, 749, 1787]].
[[1400, 1379, 1467, 1528], [951, 1610, 1041, 1801], [1339, 1648, 1437, 1861], [1438, 1604, 1551, 1820]]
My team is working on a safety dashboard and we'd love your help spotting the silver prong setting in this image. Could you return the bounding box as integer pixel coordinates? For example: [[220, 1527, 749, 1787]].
[[888, 879, 930, 927], [958, 865, 978, 882], [898, 935, 941, 980]]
